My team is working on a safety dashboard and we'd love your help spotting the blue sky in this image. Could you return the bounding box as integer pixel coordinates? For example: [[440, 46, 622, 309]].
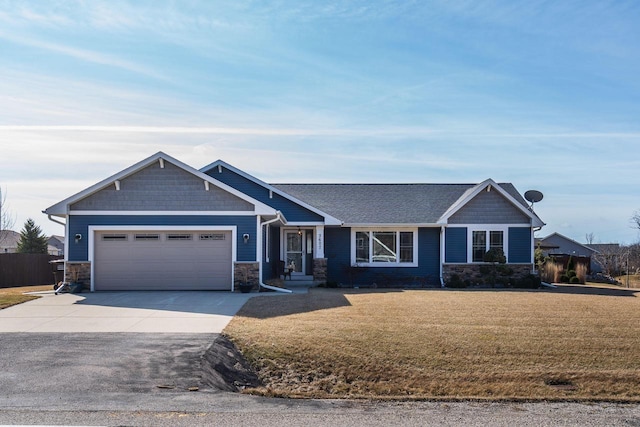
[[1, 0, 639, 243]]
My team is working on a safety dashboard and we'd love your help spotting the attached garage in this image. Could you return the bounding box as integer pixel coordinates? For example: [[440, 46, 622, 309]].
[[93, 229, 233, 291]]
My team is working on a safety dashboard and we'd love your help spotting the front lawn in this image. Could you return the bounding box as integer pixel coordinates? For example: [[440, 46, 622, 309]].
[[0, 285, 52, 309], [224, 285, 640, 400]]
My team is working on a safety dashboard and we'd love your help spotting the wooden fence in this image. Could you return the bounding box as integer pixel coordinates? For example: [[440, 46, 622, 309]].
[[0, 254, 63, 288]]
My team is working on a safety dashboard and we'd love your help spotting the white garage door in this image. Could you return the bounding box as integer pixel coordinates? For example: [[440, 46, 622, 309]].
[[94, 230, 233, 291]]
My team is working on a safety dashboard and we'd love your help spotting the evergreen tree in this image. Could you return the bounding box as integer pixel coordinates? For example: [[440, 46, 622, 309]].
[[17, 218, 48, 254]]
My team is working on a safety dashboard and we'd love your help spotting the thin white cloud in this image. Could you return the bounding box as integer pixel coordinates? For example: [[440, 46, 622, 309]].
[[0, 30, 168, 81]]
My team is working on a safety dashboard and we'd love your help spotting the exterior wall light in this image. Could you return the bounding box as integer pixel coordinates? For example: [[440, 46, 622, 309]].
[[74, 233, 82, 243], [243, 233, 250, 244]]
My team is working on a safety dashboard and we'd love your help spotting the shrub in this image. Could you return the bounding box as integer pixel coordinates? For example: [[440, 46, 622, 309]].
[[567, 270, 577, 279], [570, 276, 581, 284], [447, 274, 467, 288], [514, 274, 542, 289], [560, 274, 570, 283], [541, 261, 562, 283], [497, 265, 514, 276]]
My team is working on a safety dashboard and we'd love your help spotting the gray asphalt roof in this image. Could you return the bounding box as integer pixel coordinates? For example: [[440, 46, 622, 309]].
[[273, 183, 528, 224]]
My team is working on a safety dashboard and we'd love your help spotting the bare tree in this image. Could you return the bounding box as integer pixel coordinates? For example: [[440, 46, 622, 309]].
[[592, 244, 624, 277], [585, 232, 595, 245], [633, 210, 640, 231], [0, 186, 16, 245]]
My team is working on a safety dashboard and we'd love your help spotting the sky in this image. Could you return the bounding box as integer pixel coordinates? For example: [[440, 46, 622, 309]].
[[1, 0, 639, 244]]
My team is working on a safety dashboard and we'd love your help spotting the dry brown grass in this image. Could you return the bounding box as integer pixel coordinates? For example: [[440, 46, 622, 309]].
[[615, 275, 640, 289], [0, 285, 52, 309], [225, 285, 640, 401]]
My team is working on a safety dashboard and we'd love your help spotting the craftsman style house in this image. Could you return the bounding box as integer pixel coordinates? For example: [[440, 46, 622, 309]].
[[45, 152, 544, 291]]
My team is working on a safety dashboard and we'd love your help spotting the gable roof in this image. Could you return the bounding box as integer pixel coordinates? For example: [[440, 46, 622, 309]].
[[274, 179, 544, 226], [438, 179, 544, 227], [539, 232, 598, 255], [201, 160, 343, 225], [45, 152, 276, 217]]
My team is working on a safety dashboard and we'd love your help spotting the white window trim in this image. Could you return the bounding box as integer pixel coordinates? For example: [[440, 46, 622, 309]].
[[467, 226, 509, 263], [350, 228, 418, 267]]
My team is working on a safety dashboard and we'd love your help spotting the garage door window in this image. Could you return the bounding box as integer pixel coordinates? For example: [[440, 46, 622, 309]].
[[167, 233, 192, 241], [200, 233, 226, 240], [102, 234, 127, 241], [135, 234, 160, 241]]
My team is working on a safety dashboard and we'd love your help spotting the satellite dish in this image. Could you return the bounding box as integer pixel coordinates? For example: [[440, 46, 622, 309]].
[[524, 190, 544, 209]]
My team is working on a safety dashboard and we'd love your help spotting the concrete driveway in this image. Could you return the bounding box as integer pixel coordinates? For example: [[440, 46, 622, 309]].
[[0, 290, 255, 333]]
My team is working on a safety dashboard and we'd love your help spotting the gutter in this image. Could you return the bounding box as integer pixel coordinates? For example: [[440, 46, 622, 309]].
[[45, 212, 66, 227], [259, 212, 292, 294]]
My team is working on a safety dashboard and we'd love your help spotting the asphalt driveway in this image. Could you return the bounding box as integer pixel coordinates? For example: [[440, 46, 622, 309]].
[[0, 290, 254, 333], [0, 290, 259, 407]]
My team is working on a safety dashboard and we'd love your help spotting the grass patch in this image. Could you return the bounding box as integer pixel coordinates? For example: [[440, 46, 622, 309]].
[[0, 285, 52, 309], [615, 275, 640, 288], [224, 285, 640, 401]]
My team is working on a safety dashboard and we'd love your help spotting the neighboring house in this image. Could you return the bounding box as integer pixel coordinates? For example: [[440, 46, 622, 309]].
[[0, 230, 20, 254], [47, 235, 65, 256], [44, 152, 545, 291], [536, 232, 597, 273]]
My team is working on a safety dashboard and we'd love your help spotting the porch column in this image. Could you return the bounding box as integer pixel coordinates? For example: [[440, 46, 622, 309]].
[[315, 225, 325, 258]]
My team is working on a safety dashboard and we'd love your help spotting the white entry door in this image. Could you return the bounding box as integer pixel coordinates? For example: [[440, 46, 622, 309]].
[[285, 230, 305, 275]]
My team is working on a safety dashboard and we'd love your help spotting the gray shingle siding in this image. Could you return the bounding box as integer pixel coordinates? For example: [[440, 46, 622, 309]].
[[70, 162, 253, 212], [448, 189, 530, 224]]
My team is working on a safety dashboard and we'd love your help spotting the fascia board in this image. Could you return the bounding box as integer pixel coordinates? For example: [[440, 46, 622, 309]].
[[203, 159, 343, 226], [341, 223, 441, 228], [437, 179, 545, 228], [45, 152, 276, 217]]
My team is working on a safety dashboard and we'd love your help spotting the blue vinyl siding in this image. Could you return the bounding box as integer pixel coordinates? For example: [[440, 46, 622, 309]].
[[325, 227, 351, 284], [508, 227, 532, 263], [206, 167, 324, 222], [68, 215, 257, 262], [262, 225, 282, 282], [445, 227, 467, 263], [324, 227, 441, 287]]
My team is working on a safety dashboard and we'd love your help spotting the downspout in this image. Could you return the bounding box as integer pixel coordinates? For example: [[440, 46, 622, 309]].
[[259, 211, 292, 294], [439, 225, 446, 288]]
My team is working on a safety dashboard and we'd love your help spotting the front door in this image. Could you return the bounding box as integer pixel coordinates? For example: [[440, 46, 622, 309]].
[[285, 230, 305, 274]]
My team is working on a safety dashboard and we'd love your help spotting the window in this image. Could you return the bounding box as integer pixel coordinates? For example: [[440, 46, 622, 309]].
[[490, 231, 503, 251], [472, 231, 486, 262], [102, 234, 127, 241], [471, 230, 505, 262], [167, 234, 192, 241], [200, 233, 225, 240], [353, 230, 417, 266], [135, 234, 159, 241]]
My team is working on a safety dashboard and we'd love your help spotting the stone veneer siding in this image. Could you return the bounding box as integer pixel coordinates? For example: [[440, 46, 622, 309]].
[[65, 261, 91, 291], [443, 264, 534, 285], [234, 262, 259, 291], [313, 258, 328, 283]]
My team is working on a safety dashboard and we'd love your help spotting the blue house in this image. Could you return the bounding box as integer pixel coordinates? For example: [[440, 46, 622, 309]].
[[44, 152, 544, 291]]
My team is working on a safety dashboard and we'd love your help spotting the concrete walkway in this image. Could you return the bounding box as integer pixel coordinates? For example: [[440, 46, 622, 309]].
[[0, 290, 257, 333]]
